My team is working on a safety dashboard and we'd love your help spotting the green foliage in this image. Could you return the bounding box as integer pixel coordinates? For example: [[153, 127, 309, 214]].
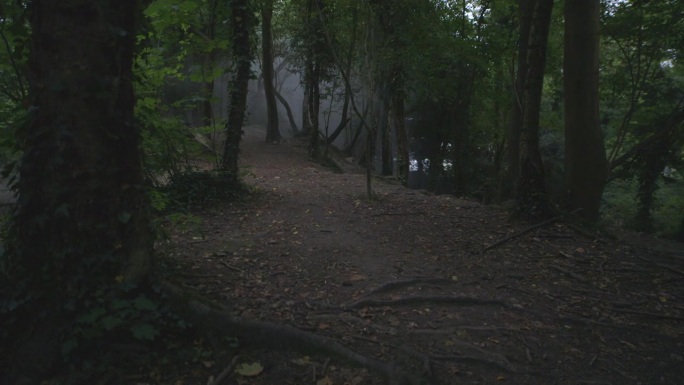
[[55, 282, 192, 377], [0, 1, 28, 164], [603, 175, 684, 238], [163, 170, 247, 208], [135, 0, 234, 183], [602, 178, 639, 229], [653, 180, 684, 237], [599, 0, 684, 235]]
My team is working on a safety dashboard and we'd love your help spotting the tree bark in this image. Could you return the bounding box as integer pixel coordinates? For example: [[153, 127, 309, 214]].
[[18, 0, 151, 287], [222, 0, 253, 182], [517, 0, 553, 217], [262, 0, 281, 143], [502, 0, 533, 199], [308, 62, 321, 159], [275, 88, 299, 133], [201, 0, 219, 128], [301, 74, 312, 134], [380, 89, 392, 176], [391, 67, 409, 185], [563, 0, 608, 221], [8, 0, 152, 379]]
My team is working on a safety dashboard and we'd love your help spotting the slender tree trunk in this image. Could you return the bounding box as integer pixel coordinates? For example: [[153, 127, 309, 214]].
[[380, 89, 392, 176], [392, 81, 409, 184], [262, 0, 281, 143], [222, 0, 253, 182], [301, 74, 312, 134], [325, 6, 357, 146], [274, 88, 299, 133], [517, 0, 553, 217], [345, 103, 368, 155], [564, 0, 608, 220], [309, 62, 321, 159], [202, 76, 215, 126], [8, 0, 151, 379], [201, 0, 219, 127]]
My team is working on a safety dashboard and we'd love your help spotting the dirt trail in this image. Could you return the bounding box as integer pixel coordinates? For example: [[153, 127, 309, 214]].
[[161, 126, 684, 385]]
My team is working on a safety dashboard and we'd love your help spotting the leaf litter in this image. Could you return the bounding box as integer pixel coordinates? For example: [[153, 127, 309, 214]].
[[157, 127, 684, 385]]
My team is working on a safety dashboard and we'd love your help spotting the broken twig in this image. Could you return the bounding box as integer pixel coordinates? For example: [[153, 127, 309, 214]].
[[482, 209, 581, 252]]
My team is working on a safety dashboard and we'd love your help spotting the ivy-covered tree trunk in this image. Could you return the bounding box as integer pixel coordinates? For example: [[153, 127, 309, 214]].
[[6, 0, 152, 380], [262, 0, 281, 144], [564, 0, 608, 220], [517, 0, 553, 217], [304, 0, 322, 160], [222, 0, 253, 182], [633, 116, 681, 231]]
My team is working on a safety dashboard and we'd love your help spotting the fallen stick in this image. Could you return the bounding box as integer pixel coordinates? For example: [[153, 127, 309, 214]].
[[482, 209, 581, 252], [362, 277, 457, 297], [207, 355, 239, 385], [346, 295, 508, 310], [549, 265, 588, 283], [634, 255, 684, 277], [610, 308, 684, 321]]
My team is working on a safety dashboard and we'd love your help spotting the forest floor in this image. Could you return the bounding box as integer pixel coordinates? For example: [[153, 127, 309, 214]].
[[155, 126, 684, 385]]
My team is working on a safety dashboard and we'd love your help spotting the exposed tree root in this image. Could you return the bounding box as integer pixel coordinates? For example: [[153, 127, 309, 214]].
[[372, 211, 426, 217], [634, 255, 684, 277], [410, 325, 521, 334], [207, 355, 240, 385], [427, 339, 512, 372], [160, 281, 424, 385], [548, 265, 588, 283], [610, 308, 684, 321], [397, 345, 433, 376], [482, 209, 582, 252], [307, 313, 396, 335], [361, 277, 458, 297], [346, 295, 509, 310]]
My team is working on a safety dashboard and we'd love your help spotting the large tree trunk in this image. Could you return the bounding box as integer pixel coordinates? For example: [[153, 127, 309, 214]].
[[262, 0, 281, 143], [7, 0, 152, 380], [517, 0, 553, 217], [563, 0, 608, 220], [222, 0, 253, 182], [502, 0, 533, 199]]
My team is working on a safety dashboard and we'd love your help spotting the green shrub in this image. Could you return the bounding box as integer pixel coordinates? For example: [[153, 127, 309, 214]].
[[603, 176, 684, 238]]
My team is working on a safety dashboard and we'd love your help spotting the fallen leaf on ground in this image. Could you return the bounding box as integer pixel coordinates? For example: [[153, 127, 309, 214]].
[[235, 362, 264, 377], [350, 274, 367, 281]]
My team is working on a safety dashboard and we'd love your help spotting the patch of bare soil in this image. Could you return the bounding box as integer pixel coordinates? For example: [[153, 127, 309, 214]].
[[158, 126, 684, 385]]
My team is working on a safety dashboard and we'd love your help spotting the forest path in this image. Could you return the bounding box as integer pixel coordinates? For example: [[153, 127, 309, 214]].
[[160, 126, 684, 385]]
